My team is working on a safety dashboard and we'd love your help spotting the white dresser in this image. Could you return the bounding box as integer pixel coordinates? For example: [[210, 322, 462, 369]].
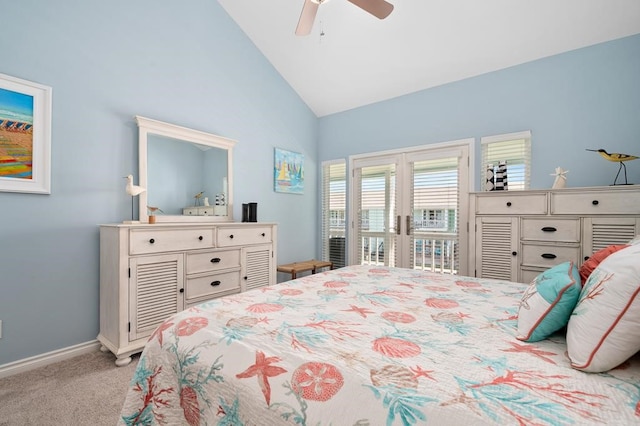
[[469, 186, 640, 283], [98, 222, 277, 365]]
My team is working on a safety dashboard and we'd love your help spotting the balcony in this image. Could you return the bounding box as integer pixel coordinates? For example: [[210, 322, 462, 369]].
[[360, 232, 457, 274]]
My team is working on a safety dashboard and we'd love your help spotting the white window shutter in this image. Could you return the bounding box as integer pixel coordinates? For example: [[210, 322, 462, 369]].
[[481, 131, 531, 191]]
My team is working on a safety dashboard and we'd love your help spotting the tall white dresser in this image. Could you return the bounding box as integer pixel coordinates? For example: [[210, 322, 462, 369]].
[[98, 222, 277, 365], [469, 186, 640, 283]]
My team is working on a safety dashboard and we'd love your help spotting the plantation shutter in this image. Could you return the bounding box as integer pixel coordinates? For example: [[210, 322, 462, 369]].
[[481, 131, 531, 191], [321, 160, 347, 268]]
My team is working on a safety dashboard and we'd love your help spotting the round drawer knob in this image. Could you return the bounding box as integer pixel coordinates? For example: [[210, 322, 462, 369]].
[[179, 288, 184, 293], [506, 202, 512, 207], [511, 251, 517, 256], [261, 233, 266, 237], [229, 234, 234, 239], [149, 238, 155, 244], [592, 200, 599, 205], [584, 256, 590, 261], [198, 236, 203, 241]]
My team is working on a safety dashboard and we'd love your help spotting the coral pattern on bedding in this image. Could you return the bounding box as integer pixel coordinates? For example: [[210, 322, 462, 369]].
[[119, 265, 640, 425]]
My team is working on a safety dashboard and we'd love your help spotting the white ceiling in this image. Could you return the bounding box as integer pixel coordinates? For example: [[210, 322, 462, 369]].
[[217, 0, 640, 117]]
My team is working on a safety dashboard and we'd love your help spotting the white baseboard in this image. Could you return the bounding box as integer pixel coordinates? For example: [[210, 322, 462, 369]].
[[0, 340, 101, 379]]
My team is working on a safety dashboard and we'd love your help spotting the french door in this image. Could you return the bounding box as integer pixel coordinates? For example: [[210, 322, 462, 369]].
[[349, 141, 471, 274]]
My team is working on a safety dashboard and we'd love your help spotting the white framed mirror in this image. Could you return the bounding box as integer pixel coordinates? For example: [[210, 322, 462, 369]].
[[136, 116, 236, 223]]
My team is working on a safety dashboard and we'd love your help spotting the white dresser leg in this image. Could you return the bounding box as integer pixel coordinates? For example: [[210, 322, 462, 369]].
[[115, 356, 132, 367]]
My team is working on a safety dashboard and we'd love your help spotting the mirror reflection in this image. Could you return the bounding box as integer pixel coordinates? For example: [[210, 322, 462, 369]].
[[148, 134, 229, 215], [136, 116, 236, 223]]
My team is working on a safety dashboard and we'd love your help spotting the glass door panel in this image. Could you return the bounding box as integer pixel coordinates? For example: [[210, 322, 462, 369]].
[[354, 162, 398, 267], [409, 156, 460, 273]]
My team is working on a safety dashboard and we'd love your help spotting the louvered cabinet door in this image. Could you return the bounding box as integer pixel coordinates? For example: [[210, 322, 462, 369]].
[[129, 253, 184, 341], [582, 217, 640, 261], [241, 244, 274, 292], [475, 216, 519, 282]]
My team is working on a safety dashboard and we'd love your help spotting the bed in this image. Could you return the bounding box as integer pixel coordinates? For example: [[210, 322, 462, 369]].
[[119, 264, 640, 425]]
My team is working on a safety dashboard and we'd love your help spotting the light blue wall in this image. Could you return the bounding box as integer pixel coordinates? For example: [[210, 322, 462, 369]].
[[1, 1, 638, 367], [0, 1, 317, 365], [318, 34, 640, 190]]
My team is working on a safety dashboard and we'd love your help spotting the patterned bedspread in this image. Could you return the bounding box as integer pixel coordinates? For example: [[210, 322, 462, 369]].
[[119, 265, 640, 425]]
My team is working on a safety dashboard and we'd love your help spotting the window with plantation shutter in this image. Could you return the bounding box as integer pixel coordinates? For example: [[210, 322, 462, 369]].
[[481, 131, 531, 191], [321, 160, 347, 268]]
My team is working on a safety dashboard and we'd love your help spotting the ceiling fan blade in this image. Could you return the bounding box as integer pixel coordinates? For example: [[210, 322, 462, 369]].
[[295, 0, 319, 36], [347, 0, 394, 19]]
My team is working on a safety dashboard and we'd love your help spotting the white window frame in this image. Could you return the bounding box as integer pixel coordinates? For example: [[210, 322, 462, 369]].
[[480, 130, 531, 191]]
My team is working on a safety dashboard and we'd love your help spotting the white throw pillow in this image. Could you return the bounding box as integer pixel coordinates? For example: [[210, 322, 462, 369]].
[[566, 244, 640, 373]]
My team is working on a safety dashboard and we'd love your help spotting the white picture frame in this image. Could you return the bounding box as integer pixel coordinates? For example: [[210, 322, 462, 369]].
[[0, 73, 52, 194]]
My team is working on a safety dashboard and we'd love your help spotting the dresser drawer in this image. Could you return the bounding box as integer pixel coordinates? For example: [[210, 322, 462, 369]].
[[217, 226, 273, 247], [130, 228, 214, 255], [521, 218, 580, 242], [521, 243, 580, 269], [186, 249, 241, 275], [475, 193, 547, 215], [185, 270, 241, 302], [551, 190, 640, 215], [521, 268, 544, 284]]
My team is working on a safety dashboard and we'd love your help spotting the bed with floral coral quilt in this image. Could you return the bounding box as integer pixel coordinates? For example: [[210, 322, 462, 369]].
[[119, 265, 640, 425]]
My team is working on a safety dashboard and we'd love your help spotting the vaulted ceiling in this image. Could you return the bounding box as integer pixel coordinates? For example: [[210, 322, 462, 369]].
[[218, 0, 640, 117]]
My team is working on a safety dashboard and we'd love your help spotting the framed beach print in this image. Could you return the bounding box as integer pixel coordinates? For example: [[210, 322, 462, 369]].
[[274, 148, 304, 194], [0, 73, 52, 194]]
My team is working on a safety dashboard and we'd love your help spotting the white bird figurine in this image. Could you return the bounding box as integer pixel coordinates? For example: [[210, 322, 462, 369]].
[[123, 174, 146, 222], [124, 174, 146, 196]]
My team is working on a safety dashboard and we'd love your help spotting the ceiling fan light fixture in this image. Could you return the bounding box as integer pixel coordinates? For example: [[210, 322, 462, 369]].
[[296, 0, 393, 36]]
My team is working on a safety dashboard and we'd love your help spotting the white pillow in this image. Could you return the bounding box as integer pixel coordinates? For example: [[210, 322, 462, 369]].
[[628, 235, 640, 246], [566, 244, 640, 373]]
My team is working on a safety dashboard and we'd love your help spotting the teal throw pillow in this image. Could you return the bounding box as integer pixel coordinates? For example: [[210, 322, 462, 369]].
[[516, 261, 581, 342]]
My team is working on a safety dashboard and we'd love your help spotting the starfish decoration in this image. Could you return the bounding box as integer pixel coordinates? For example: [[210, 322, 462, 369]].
[[236, 351, 287, 405], [518, 284, 537, 310], [410, 365, 437, 381], [148, 321, 174, 346], [342, 304, 375, 318]]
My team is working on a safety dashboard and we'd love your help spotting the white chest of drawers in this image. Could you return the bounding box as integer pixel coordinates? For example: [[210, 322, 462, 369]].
[[469, 186, 640, 283], [98, 222, 277, 366]]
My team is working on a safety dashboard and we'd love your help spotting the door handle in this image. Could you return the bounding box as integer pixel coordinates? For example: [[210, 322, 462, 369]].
[[396, 215, 401, 235], [406, 216, 411, 236]]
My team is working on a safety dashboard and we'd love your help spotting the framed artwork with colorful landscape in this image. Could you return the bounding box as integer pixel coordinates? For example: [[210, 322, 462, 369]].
[[0, 73, 52, 194], [274, 147, 304, 194]]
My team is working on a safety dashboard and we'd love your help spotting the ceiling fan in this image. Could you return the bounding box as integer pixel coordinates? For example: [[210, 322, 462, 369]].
[[295, 0, 394, 36]]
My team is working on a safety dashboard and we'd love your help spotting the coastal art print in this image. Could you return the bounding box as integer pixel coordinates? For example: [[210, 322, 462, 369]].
[[0, 73, 52, 194], [274, 148, 304, 194]]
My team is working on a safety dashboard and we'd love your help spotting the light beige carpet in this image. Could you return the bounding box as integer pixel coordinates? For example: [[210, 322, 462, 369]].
[[0, 349, 139, 426]]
